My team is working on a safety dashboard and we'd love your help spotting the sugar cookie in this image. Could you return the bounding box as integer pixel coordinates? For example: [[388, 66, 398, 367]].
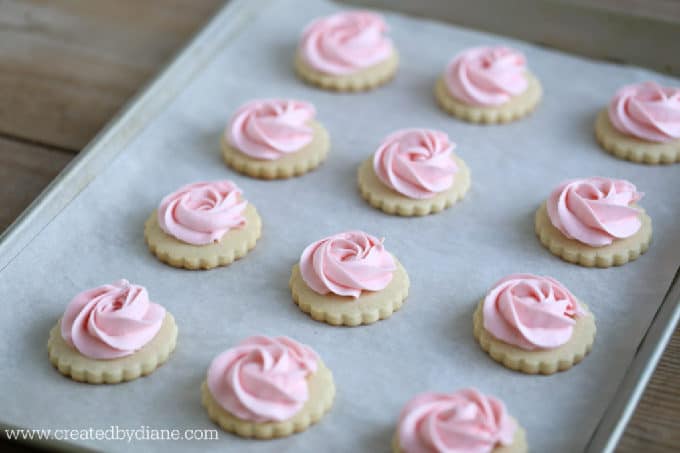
[[295, 11, 398, 91], [595, 86, 680, 164], [48, 280, 177, 384], [291, 230, 409, 326], [145, 181, 261, 270], [202, 336, 334, 439], [222, 99, 330, 179], [358, 128, 470, 216], [393, 389, 528, 452], [435, 46, 541, 123], [535, 177, 652, 267], [474, 274, 595, 375]]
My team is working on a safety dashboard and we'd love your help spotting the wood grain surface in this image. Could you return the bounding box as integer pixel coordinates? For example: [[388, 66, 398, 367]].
[[0, 1, 678, 452]]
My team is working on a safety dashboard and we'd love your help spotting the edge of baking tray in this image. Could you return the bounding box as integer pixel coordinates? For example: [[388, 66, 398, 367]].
[[586, 265, 680, 453], [0, 0, 271, 272], [1, 1, 678, 451]]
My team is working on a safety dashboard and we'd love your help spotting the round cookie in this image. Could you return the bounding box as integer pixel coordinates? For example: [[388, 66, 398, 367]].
[[290, 258, 409, 326], [435, 73, 542, 124], [48, 314, 177, 384], [201, 360, 335, 439], [391, 422, 528, 453], [145, 204, 261, 270], [535, 202, 652, 268], [595, 109, 680, 164], [145, 180, 262, 271], [222, 120, 329, 179], [358, 155, 470, 216], [393, 389, 527, 452], [295, 11, 398, 92], [202, 336, 335, 439], [295, 51, 399, 92], [473, 299, 595, 375]]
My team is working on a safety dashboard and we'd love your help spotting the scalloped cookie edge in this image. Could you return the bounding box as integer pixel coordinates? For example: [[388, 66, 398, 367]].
[[289, 262, 410, 327], [201, 361, 335, 439], [434, 74, 542, 124], [47, 313, 178, 384], [357, 157, 470, 217]]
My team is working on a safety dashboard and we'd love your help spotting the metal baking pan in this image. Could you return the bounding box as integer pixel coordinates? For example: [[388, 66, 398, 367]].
[[1, 0, 678, 451]]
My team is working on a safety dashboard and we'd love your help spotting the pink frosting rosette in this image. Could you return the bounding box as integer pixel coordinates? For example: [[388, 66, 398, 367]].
[[227, 99, 316, 160], [299, 10, 393, 75], [547, 177, 643, 247], [206, 336, 318, 422], [608, 81, 680, 143], [373, 128, 458, 199], [397, 389, 516, 453], [300, 230, 396, 298], [445, 46, 528, 107], [61, 279, 165, 359], [158, 180, 247, 246], [483, 274, 585, 350]]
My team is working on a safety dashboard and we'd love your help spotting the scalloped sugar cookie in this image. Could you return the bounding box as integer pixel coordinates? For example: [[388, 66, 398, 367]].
[[222, 120, 329, 179], [145, 180, 262, 270], [295, 51, 399, 92], [291, 231, 409, 326], [295, 11, 398, 92], [223, 97, 331, 179], [435, 74, 542, 124], [48, 313, 177, 384], [595, 109, 680, 164], [145, 204, 261, 270], [473, 299, 595, 375], [201, 361, 334, 439], [392, 388, 528, 452], [535, 202, 652, 268], [202, 336, 335, 439], [290, 259, 409, 326], [392, 421, 528, 453], [358, 155, 470, 217], [145, 204, 260, 270]]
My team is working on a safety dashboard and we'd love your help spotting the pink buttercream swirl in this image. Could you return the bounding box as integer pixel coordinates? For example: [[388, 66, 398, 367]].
[[547, 177, 643, 247], [299, 11, 394, 75], [206, 336, 318, 422], [227, 99, 316, 160], [300, 230, 396, 298], [61, 279, 165, 359], [158, 180, 247, 246], [397, 389, 516, 453], [483, 274, 585, 351], [608, 81, 680, 143], [373, 129, 458, 199], [445, 46, 528, 107]]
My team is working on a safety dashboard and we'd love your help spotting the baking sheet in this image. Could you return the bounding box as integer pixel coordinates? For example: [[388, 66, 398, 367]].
[[1, 0, 680, 451]]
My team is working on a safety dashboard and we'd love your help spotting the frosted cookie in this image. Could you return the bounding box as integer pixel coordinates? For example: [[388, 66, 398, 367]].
[[290, 230, 409, 326], [535, 177, 652, 267], [48, 279, 177, 384], [295, 11, 398, 91], [358, 128, 470, 216], [435, 46, 542, 124], [595, 81, 680, 164], [473, 274, 596, 375], [392, 388, 527, 453], [221, 99, 330, 179], [145, 180, 261, 270], [201, 336, 335, 439]]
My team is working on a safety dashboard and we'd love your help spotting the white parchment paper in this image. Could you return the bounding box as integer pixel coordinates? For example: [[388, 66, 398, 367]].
[[1, 0, 679, 451]]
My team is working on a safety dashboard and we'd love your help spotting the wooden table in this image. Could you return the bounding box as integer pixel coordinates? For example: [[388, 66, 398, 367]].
[[0, 1, 678, 451]]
